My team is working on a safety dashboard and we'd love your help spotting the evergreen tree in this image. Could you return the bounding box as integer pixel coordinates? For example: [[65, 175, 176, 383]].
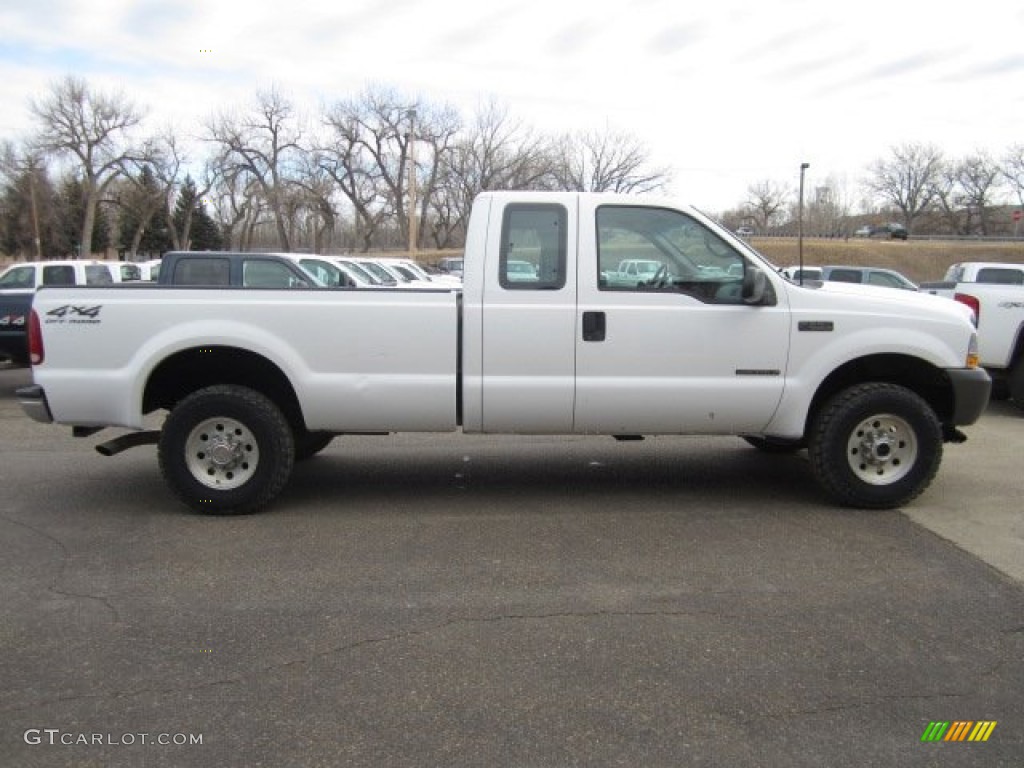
[[0, 164, 58, 258], [54, 176, 110, 256], [118, 166, 171, 257], [173, 176, 223, 251]]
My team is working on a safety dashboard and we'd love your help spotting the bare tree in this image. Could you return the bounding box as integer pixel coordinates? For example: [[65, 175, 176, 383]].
[[29, 76, 147, 256], [806, 175, 855, 237], [864, 143, 943, 234], [321, 86, 431, 250], [1002, 144, 1024, 210], [551, 128, 670, 194], [290, 150, 338, 253], [430, 99, 554, 247], [956, 151, 1003, 235], [929, 161, 964, 234], [318, 100, 391, 252], [744, 179, 791, 232], [206, 88, 302, 251]]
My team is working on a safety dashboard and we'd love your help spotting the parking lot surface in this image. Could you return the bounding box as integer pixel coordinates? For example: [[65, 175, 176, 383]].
[[1, 365, 1022, 767]]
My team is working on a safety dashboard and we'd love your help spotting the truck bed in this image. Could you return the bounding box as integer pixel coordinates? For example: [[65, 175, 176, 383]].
[[30, 286, 461, 432]]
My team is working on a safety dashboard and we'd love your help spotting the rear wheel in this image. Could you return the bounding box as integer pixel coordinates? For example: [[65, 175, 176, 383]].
[[808, 383, 942, 509], [158, 385, 294, 514]]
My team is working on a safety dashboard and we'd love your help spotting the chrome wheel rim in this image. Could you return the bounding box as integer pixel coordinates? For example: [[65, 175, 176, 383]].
[[184, 417, 259, 490], [846, 413, 917, 486]]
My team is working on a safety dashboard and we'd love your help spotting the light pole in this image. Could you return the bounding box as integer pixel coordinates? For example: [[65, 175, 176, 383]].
[[798, 162, 809, 284], [407, 109, 417, 255]]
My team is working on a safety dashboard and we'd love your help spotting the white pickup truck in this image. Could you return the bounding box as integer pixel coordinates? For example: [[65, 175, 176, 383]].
[[18, 192, 990, 514], [920, 262, 1024, 408]]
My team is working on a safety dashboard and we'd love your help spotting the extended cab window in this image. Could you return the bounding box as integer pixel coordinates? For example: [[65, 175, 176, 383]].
[[84, 265, 114, 285], [976, 267, 1024, 285], [42, 265, 75, 286], [827, 269, 862, 284], [174, 258, 230, 286], [596, 206, 751, 304], [499, 204, 566, 290]]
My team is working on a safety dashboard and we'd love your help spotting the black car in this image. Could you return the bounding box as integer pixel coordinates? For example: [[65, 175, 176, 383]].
[[870, 223, 908, 240]]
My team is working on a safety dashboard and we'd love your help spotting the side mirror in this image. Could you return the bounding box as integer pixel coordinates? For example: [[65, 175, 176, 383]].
[[742, 267, 775, 306]]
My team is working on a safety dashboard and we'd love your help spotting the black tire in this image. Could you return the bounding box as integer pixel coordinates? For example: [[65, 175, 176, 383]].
[[294, 430, 334, 461], [158, 385, 295, 514], [742, 435, 804, 454], [808, 383, 942, 509], [1009, 362, 1024, 412]]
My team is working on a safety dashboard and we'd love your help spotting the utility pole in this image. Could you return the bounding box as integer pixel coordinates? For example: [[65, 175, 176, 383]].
[[798, 162, 809, 284], [407, 109, 417, 255]]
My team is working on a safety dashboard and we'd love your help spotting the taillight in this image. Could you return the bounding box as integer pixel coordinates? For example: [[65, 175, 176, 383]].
[[954, 293, 980, 326], [28, 309, 44, 365]]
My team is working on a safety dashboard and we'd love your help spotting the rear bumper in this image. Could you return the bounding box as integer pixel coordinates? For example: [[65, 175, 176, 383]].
[[17, 384, 53, 424], [947, 367, 992, 425]]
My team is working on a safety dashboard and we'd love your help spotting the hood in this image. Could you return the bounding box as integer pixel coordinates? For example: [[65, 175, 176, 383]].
[[797, 279, 976, 324]]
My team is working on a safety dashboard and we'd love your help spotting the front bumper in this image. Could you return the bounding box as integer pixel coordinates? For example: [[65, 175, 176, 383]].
[[947, 367, 992, 426], [17, 384, 53, 424]]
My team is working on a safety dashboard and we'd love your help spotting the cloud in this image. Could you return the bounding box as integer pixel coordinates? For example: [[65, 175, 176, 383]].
[[648, 23, 705, 56]]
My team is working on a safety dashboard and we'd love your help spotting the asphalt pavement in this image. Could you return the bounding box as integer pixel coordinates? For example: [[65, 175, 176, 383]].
[[1, 364, 1021, 767]]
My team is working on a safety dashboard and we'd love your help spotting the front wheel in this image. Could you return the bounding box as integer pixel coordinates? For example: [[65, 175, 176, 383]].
[[808, 383, 942, 509], [158, 385, 295, 514]]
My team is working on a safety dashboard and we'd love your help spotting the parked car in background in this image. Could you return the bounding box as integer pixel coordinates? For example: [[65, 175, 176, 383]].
[[435, 257, 464, 277], [735, 226, 754, 237], [289, 256, 358, 287], [0, 259, 137, 365], [331, 258, 392, 287], [853, 225, 873, 238], [919, 262, 1024, 408], [779, 266, 823, 282], [136, 259, 162, 281], [157, 252, 322, 288], [920, 261, 1024, 299], [602, 258, 665, 288], [375, 257, 461, 287], [350, 258, 405, 287], [871, 223, 908, 240], [821, 265, 917, 290]]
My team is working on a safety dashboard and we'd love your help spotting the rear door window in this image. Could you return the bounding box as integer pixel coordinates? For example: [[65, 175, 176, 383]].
[[499, 204, 567, 290]]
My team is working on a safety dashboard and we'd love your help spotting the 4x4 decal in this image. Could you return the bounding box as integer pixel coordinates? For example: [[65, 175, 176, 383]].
[[45, 305, 103, 324]]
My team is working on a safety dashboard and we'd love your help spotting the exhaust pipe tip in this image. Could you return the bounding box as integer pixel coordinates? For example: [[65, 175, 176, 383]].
[[95, 430, 160, 457]]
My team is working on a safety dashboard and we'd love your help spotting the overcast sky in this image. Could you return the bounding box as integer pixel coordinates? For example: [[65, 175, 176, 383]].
[[1, 0, 1022, 211]]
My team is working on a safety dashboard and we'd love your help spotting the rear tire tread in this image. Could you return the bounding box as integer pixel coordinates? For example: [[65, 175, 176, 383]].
[[158, 385, 294, 515]]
